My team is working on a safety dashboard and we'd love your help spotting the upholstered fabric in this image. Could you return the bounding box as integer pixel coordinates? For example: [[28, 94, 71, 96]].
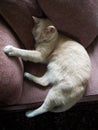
[[0, 18, 23, 105], [0, 0, 98, 109], [38, 0, 98, 47]]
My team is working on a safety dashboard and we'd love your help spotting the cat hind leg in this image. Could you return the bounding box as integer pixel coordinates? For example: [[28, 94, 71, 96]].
[[25, 104, 48, 118], [24, 72, 49, 86], [25, 89, 58, 118]]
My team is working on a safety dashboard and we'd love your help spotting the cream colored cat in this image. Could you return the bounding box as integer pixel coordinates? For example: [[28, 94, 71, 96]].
[[4, 17, 91, 118]]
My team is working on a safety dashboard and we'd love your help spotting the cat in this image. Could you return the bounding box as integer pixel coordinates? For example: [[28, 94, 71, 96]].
[[4, 16, 91, 118]]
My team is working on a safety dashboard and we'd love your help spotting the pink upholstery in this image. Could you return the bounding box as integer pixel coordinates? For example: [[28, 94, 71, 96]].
[[38, 0, 98, 47], [0, 19, 23, 105], [0, 0, 98, 110]]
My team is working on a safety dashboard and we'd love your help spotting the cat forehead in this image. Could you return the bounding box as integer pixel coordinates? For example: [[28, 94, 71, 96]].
[[32, 16, 53, 25], [37, 18, 53, 27], [40, 19, 53, 26]]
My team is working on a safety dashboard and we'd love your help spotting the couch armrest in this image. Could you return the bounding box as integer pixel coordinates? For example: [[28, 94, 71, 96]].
[[0, 17, 24, 105]]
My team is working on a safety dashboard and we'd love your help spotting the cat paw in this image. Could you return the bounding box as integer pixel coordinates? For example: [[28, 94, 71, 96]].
[[3, 45, 15, 56], [25, 110, 34, 118], [25, 109, 40, 118], [24, 72, 32, 79]]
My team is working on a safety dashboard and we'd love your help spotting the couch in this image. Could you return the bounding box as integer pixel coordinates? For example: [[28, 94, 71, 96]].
[[0, 0, 98, 111]]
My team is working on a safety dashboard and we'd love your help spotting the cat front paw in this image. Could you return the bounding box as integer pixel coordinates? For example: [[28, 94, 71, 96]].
[[3, 45, 15, 56]]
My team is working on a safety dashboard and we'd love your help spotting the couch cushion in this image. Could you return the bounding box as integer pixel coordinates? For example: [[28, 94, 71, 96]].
[[0, 18, 24, 105], [16, 36, 98, 109], [38, 0, 98, 47], [3, 37, 98, 110], [0, 0, 44, 49]]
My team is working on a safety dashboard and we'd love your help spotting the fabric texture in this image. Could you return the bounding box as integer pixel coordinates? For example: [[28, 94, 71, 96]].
[[38, 0, 98, 47], [0, 18, 23, 105], [0, 0, 44, 49], [0, 0, 98, 108]]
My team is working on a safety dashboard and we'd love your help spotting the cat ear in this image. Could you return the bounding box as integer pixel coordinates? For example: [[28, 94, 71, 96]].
[[47, 26, 56, 33], [32, 16, 40, 24]]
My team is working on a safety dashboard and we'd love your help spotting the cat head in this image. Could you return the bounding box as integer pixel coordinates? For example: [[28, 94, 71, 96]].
[[32, 16, 58, 43]]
